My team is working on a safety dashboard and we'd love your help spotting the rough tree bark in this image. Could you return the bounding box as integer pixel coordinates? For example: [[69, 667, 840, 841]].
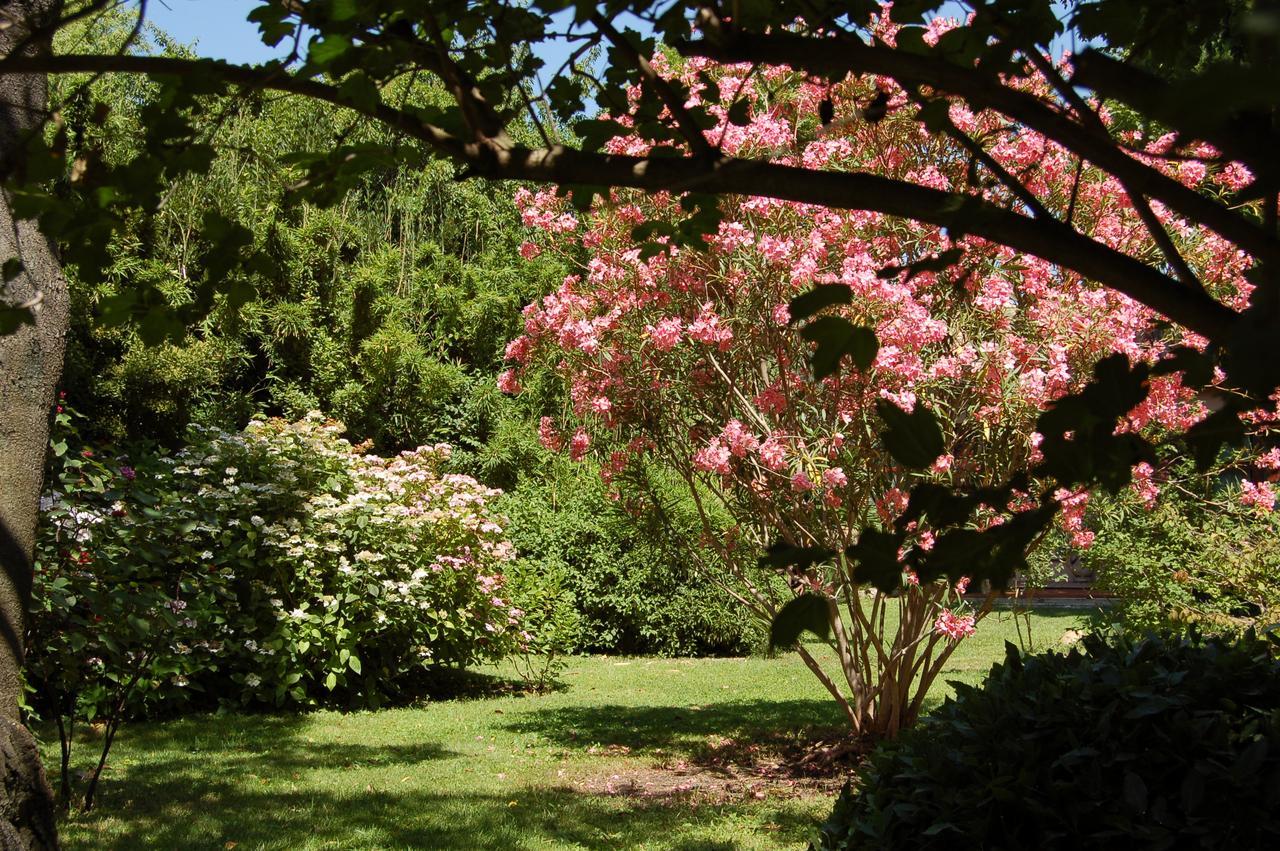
[[0, 1, 67, 847]]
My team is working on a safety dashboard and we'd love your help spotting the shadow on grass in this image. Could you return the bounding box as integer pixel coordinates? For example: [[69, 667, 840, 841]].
[[504, 698, 849, 754], [51, 697, 837, 850], [409, 665, 567, 701], [63, 763, 818, 850], [47, 713, 460, 800]]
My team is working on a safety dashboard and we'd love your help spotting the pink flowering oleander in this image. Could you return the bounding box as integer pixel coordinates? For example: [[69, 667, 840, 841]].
[[496, 369, 522, 395], [721, 419, 760, 458], [1130, 462, 1160, 508], [501, 21, 1276, 736]]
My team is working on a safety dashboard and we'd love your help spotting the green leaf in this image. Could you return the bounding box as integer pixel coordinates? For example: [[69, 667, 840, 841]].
[[1180, 768, 1205, 812], [789, 285, 852, 323], [309, 35, 353, 68], [337, 73, 381, 112], [848, 528, 905, 591], [802, 316, 879, 379], [877, 400, 945, 468], [769, 593, 831, 650], [325, 671, 337, 691], [575, 118, 627, 151], [758, 541, 836, 571], [348, 654, 362, 675], [1185, 405, 1246, 471], [330, 0, 360, 21], [727, 98, 751, 126], [1123, 771, 1148, 813]]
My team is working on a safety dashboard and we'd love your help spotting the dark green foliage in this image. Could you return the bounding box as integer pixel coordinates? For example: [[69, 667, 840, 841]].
[[816, 631, 1280, 850], [801, 317, 879, 380], [498, 464, 760, 657], [875, 399, 945, 470], [43, 19, 758, 663], [768, 593, 831, 650], [49, 21, 563, 450]]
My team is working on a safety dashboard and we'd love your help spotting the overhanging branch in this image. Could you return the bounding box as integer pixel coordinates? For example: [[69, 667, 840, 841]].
[[675, 29, 1280, 266], [0, 52, 1241, 344]]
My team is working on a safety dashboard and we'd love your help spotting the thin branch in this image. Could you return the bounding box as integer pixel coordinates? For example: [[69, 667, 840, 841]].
[[1066, 154, 1084, 228], [676, 28, 1280, 265], [1072, 49, 1280, 188], [418, 16, 509, 145], [591, 12, 717, 159], [0, 52, 1243, 344], [1022, 49, 1205, 293], [907, 87, 1053, 221]]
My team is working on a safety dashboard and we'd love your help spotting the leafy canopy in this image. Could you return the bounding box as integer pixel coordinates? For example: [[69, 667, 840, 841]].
[[2, 0, 1279, 593]]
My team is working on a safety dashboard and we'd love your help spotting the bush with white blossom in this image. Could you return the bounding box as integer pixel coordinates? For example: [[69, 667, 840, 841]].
[[28, 409, 526, 732]]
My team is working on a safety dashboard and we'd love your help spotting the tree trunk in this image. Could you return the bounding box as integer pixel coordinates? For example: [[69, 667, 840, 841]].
[[0, 1, 68, 848]]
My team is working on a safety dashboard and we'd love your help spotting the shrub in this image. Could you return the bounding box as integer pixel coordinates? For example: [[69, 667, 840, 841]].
[[1073, 461, 1280, 634], [815, 631, 1280, 850], [29, 411, 526, 722], [498, 464, 761, 657]]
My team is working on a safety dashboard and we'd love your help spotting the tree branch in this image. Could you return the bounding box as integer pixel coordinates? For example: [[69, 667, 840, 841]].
[[591, 12, 717, 159], [0, 52, 1241, 345], [1022, 48, 1204, 294], [1072, 49, 1280, 188], [416, 16, 510, 146], [676, 29, 1280, 265]]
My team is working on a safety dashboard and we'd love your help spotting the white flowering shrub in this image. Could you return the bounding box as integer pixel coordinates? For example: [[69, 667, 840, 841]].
[[29, 410, 526, 730]]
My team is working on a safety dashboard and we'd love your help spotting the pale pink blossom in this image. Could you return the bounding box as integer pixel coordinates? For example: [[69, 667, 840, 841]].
[[569, 428, 591, 461], [721, 420, 760, 457], [646, 317, 683, 351], [693, 440, 733, 475], [1241, 480, 1276, 512], [759, 436, 788, 471]]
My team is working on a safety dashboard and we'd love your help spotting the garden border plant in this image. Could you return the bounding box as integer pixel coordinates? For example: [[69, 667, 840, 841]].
[[28, 406, 535, 811], [500, 42, 1256, 737], [816, 629, 1280, 850]]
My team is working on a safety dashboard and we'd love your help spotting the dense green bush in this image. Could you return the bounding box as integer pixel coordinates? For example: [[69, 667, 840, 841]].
[[44, 17, 762, 668], [816, 631, 1280, 850], [499, 463, 761, 657]]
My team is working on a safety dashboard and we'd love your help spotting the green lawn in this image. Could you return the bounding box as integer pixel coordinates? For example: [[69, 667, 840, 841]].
[[45, 610, 1085, 850]]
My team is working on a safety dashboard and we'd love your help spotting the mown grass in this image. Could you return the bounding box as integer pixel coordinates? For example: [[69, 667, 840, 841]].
[[44, 609, 1086, 850]]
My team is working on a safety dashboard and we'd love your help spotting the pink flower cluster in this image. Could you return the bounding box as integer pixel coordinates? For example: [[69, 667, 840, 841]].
[[1240, 480, 1276, 512], [1054, 488, 1095, 549], [934, 610, 977, 641]]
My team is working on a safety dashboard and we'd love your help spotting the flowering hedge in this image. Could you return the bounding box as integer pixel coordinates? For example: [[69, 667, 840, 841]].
[[499, 25, 1264, 735], [28, 410, 526, 728]]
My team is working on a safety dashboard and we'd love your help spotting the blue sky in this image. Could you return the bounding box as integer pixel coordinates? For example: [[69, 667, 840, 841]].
[[143, 0, 288, 64], [138, 2, 1086, 73]]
